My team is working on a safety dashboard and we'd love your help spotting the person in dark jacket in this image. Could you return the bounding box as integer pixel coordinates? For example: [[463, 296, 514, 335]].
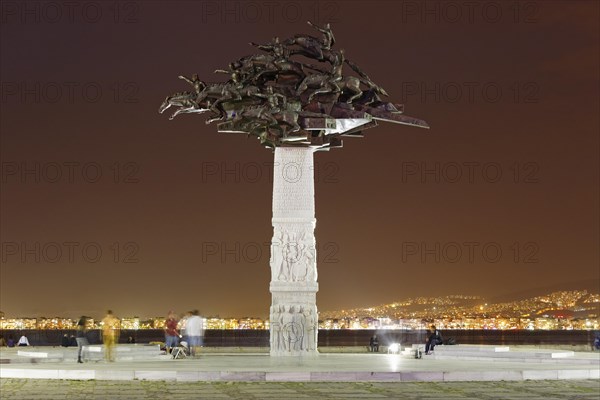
[[61, 334, 70, 347], [425, 325, 443, 355], [369, 334, 379, 352], [75, 316, 89, 363]]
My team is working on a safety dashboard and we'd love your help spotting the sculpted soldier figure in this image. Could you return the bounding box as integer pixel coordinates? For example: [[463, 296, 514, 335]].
[[250, 37, 290, 59], [179, 73, 205, 95], [284, 21, 335, 60], [303, 308, 316, 351]]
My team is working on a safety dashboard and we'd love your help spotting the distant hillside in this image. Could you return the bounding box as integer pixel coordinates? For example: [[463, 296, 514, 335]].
[[320, 286, 599, 320], [489, 278, 600, 303]]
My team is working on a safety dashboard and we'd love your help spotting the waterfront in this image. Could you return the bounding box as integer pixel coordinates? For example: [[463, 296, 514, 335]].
[[2, 329, 597, 348]]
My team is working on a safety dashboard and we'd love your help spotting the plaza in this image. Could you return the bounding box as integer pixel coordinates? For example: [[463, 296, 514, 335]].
[[1, 1, 598, 399], [1, 345, 598, 383], [1, 346, 599, 399]]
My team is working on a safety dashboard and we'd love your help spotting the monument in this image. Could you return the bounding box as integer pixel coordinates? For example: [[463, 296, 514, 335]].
[[159, 22, 429, 356]]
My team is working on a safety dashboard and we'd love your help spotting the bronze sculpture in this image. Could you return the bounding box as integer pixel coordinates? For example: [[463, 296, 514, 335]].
[[159, 21, 428, 149]]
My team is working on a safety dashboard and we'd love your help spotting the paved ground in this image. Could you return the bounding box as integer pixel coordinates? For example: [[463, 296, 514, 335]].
[[2, 348, 599, 382], [1, 379, 599, 399]]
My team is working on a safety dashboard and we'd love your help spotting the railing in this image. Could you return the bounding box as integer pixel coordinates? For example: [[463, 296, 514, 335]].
[[1, 329, 596, 347]]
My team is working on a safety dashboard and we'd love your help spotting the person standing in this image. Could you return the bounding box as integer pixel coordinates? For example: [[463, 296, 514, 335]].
[[185, 310, 204, 357], [164, 311, 180, 355], [369, 334, 379, 352], [101, 310, 120, 362], [75, 316, 89, 363]]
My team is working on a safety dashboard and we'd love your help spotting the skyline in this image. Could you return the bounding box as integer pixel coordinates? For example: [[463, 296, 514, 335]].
[[1, 1, 599, 318], [0, 280, 597, 321], [1, 287, 598, 324]]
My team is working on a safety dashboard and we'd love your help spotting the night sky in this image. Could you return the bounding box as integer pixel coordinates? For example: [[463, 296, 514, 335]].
[[1, 1, 598, 319]]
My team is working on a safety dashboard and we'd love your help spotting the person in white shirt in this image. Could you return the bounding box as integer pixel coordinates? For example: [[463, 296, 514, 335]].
[[185, 310, 204, 357], [17, 335, 30, 346]]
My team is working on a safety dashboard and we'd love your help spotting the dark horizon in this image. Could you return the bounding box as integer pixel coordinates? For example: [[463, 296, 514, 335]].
[[1, 1, 598, 319]]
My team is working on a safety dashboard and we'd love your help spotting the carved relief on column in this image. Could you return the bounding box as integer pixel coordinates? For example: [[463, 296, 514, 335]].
[[269, 302, 318, 355], [270, 223, 317, 284]]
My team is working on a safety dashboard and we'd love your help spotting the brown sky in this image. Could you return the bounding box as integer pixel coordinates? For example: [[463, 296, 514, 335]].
[[1, 0, 598, 319]]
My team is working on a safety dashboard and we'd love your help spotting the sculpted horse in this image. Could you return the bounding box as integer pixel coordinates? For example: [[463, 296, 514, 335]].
[[158, 91, 206, 120], [295, 49, 345, 102]]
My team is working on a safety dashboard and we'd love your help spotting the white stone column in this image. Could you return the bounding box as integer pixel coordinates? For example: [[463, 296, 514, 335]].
[[269, 147, 318, 356]]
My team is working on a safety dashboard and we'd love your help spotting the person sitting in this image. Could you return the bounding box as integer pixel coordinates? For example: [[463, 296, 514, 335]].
[[61, 334, 70, 347], [369, 334, 379, 352], [425, 325, 443, 355], [17, 335, 30, 347], [180, 340, 189, 356]]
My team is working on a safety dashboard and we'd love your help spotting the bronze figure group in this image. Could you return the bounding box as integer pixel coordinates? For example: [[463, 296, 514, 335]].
[[160, 22, 428, 149]]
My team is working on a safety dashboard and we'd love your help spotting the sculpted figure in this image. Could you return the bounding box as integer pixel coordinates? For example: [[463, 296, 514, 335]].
[[296, 49, 345, 102], [250, 37, 289, 59], [276, 231, 291, 281], [275, 305, 286, 350], [270, 229, 283, 279], [271, 305, 282, 351], [291, 245, 308, 282], [291, 306, 303, 351], [232, 104, 279, 129], [302, 243, 316, 282], [159, 91, 206, 120], [281, 305, 294, 351], [193, 82, 246, 123], [284, 21, 335, 61], [308, 21, 335, 50], [179, 73, 206, 95], [303, 308, 316, 351]]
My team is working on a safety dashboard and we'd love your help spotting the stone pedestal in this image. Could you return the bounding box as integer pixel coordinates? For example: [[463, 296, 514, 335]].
[[269, 147, 318, 356]]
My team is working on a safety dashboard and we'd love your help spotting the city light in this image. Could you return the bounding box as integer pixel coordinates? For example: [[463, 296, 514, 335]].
[[0, 291, 597, 331]]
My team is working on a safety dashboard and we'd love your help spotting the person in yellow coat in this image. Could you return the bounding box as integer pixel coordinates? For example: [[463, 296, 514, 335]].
[[101, 310, 120, 362]]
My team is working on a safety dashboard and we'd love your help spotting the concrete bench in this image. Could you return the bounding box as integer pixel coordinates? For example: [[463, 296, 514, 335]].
[[82, 344, 162, 361], [17, 350, 65, 363]]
